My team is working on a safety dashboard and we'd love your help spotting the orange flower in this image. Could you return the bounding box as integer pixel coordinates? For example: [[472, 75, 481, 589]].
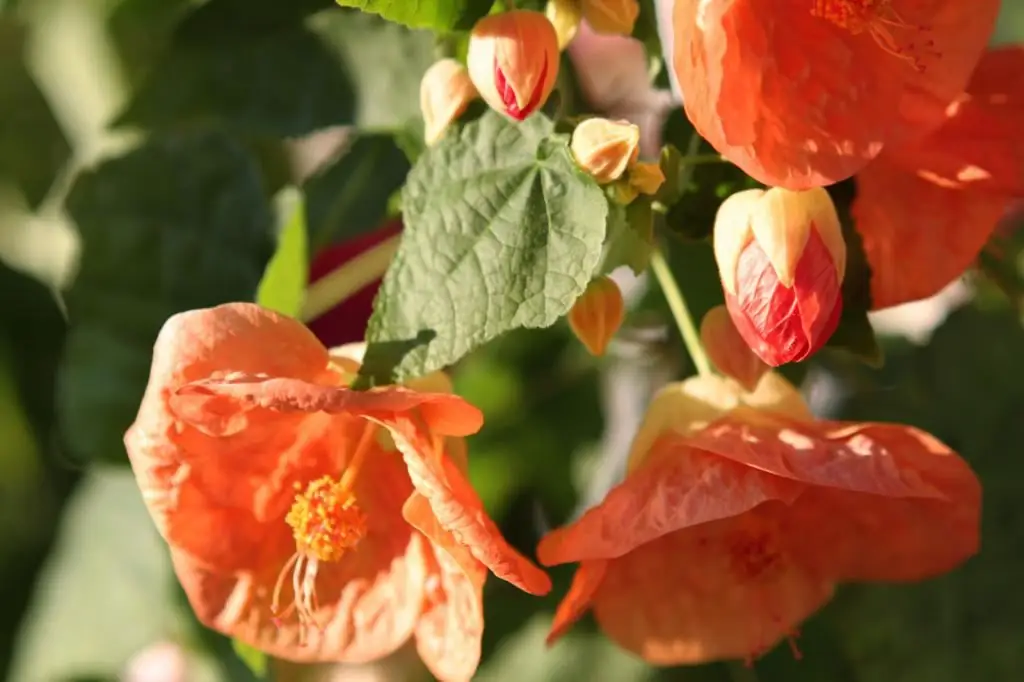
[[672, 0, 1000, 189], [854, 46, 1024, 309], [124, 303, 550, 682], [539, 373, 979, 664]]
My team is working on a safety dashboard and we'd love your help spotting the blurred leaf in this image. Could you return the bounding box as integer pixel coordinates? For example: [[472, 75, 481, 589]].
[[335, 0, 493, 30], [230, 639, 268, 679], [363, 111, 607, 383], [58, 129, 274, 463], [117, 5, 433, 136], [7, 468, 176, 682], [107, 0, 194, 88], [0, 18, 71, 207], [303, 133, 409, 252], [600, 199, 653, 276], [257, 188, 308, 316]]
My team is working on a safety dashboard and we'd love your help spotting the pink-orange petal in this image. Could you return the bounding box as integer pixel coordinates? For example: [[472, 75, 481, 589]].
[[546, 560, 609, 646], [853, 156, 1008, 309], [390, 422, 552, 596], [672, 0, 999, 189], [536, 441, 803, 566], [590, 504, 834, 665]]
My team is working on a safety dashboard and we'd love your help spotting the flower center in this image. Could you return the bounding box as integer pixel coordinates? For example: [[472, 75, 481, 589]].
[[810, 0, 937, 72], [270, 423, 377, 640]]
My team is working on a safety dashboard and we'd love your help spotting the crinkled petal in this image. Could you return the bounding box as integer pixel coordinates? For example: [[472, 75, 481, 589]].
[[388, 422, 552, 595], [887, 46, 1024, 196], [169, 450, 427, 662], [673, 0, 999, 189], [405, 494, 486, 682], [537, 441, 803, 565], [687, 418, 981, 580], [853, 156, 1008, 309], [589, 504, 834, 664], [546, 560, 609, 646]]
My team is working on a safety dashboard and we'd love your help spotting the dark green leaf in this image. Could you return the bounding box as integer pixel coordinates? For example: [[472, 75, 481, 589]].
[[362, 110, 607, 383], [303, 133, 410, 252], [58, 129, 274, 463], [600, 198, 653, 275], [0, 18, 71, 207], [107, 0, 194, 89], [335, 0, 494, 30]]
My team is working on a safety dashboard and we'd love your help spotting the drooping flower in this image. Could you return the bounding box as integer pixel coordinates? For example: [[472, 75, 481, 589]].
[[700, 304, 768, 391], [853, 46, 1024, 309], [672, 0, 1000, 189], [306, 220, 402, 348], [420, 59, 479, 146], [570, 118, 641, 184], [540, 372, 980, 664], [124, 303, 550, 682], [712, 186, 846, 366], [567, 275, 626, 356], [467, 10, 560, 121]]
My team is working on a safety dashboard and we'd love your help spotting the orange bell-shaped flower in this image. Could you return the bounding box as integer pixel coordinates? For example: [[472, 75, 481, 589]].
[[124, 303, 550, 682], [540, 373, 980, 665], [672, 0, 1000, 189]]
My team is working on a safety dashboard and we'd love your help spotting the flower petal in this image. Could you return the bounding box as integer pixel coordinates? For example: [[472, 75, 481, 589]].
[[388, 422, 552, 595], [673, 0, 998, 189], [546, 560, 609, 646], [537, 441, 803, 565], [853, 156, 1007, 309], [886, 46, 1024, 196], [590, 504, 834, 664], [405, 494, 486, 682], [687, 418, 981, 580]]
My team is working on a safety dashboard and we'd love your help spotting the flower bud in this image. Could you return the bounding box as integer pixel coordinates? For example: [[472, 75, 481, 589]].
[[582, 0, 640, 36], [700, 305, 768, 392], [467, 11, 560, 121], [546, 0, 582, 50], [712, 186, 846, 366], [420, 59, 479, 146], [627, 161, 664, 196], [570, 118, 640, 184], [567, 276, 625, 356]]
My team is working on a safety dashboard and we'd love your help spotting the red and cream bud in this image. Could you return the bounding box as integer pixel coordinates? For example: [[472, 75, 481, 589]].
[[568, 276, 625, 356], [712, 187, 846, 366], [467, 10, 560, 121], [420, 58, 478, 146]]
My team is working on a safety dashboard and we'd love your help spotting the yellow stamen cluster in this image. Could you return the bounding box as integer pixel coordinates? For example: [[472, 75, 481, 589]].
[[285, 476, 368, 562]]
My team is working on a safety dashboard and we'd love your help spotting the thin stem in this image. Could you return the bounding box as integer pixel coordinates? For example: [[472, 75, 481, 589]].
[[650, 247, 712, 378], [681, 153, 727, 166], [299, 235, 400, 323]]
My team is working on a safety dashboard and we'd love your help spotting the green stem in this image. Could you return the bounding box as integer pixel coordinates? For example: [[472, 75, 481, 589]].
[[650, 247, 712, 378]]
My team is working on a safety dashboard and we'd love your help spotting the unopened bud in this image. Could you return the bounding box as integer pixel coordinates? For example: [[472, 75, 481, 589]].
[[570, 118, 640, 184], [712, 186, 847, 366], [628, 161, 664, 195], [546, 0, 582, 50], [567, 276, 625, 356], [700, 305, 768, 392], [582, 0, 640, 36], [420, 59, 478, 146], [467, 11, 560, 121]]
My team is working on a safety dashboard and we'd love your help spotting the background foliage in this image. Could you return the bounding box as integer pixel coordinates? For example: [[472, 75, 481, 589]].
[[2, 1, 1024, 681]]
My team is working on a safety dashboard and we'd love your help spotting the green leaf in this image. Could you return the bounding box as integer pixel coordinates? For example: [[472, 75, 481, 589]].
[[231, 639, 268, 679], [115, 6, 433, 136], [257, 187, 309, 316], [303, 133, 410, 253], [335, 0, 494, 30], [106, 0, 194, 89], [599, 198, 653, 276], [6, 468, 184, 682], [58, 130, 274, 463], [0, 18, 71, 207], [362, 111, 607, 383]]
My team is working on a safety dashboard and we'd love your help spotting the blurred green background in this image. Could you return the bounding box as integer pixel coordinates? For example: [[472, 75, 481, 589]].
[[2, 1, 1024, 681]]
